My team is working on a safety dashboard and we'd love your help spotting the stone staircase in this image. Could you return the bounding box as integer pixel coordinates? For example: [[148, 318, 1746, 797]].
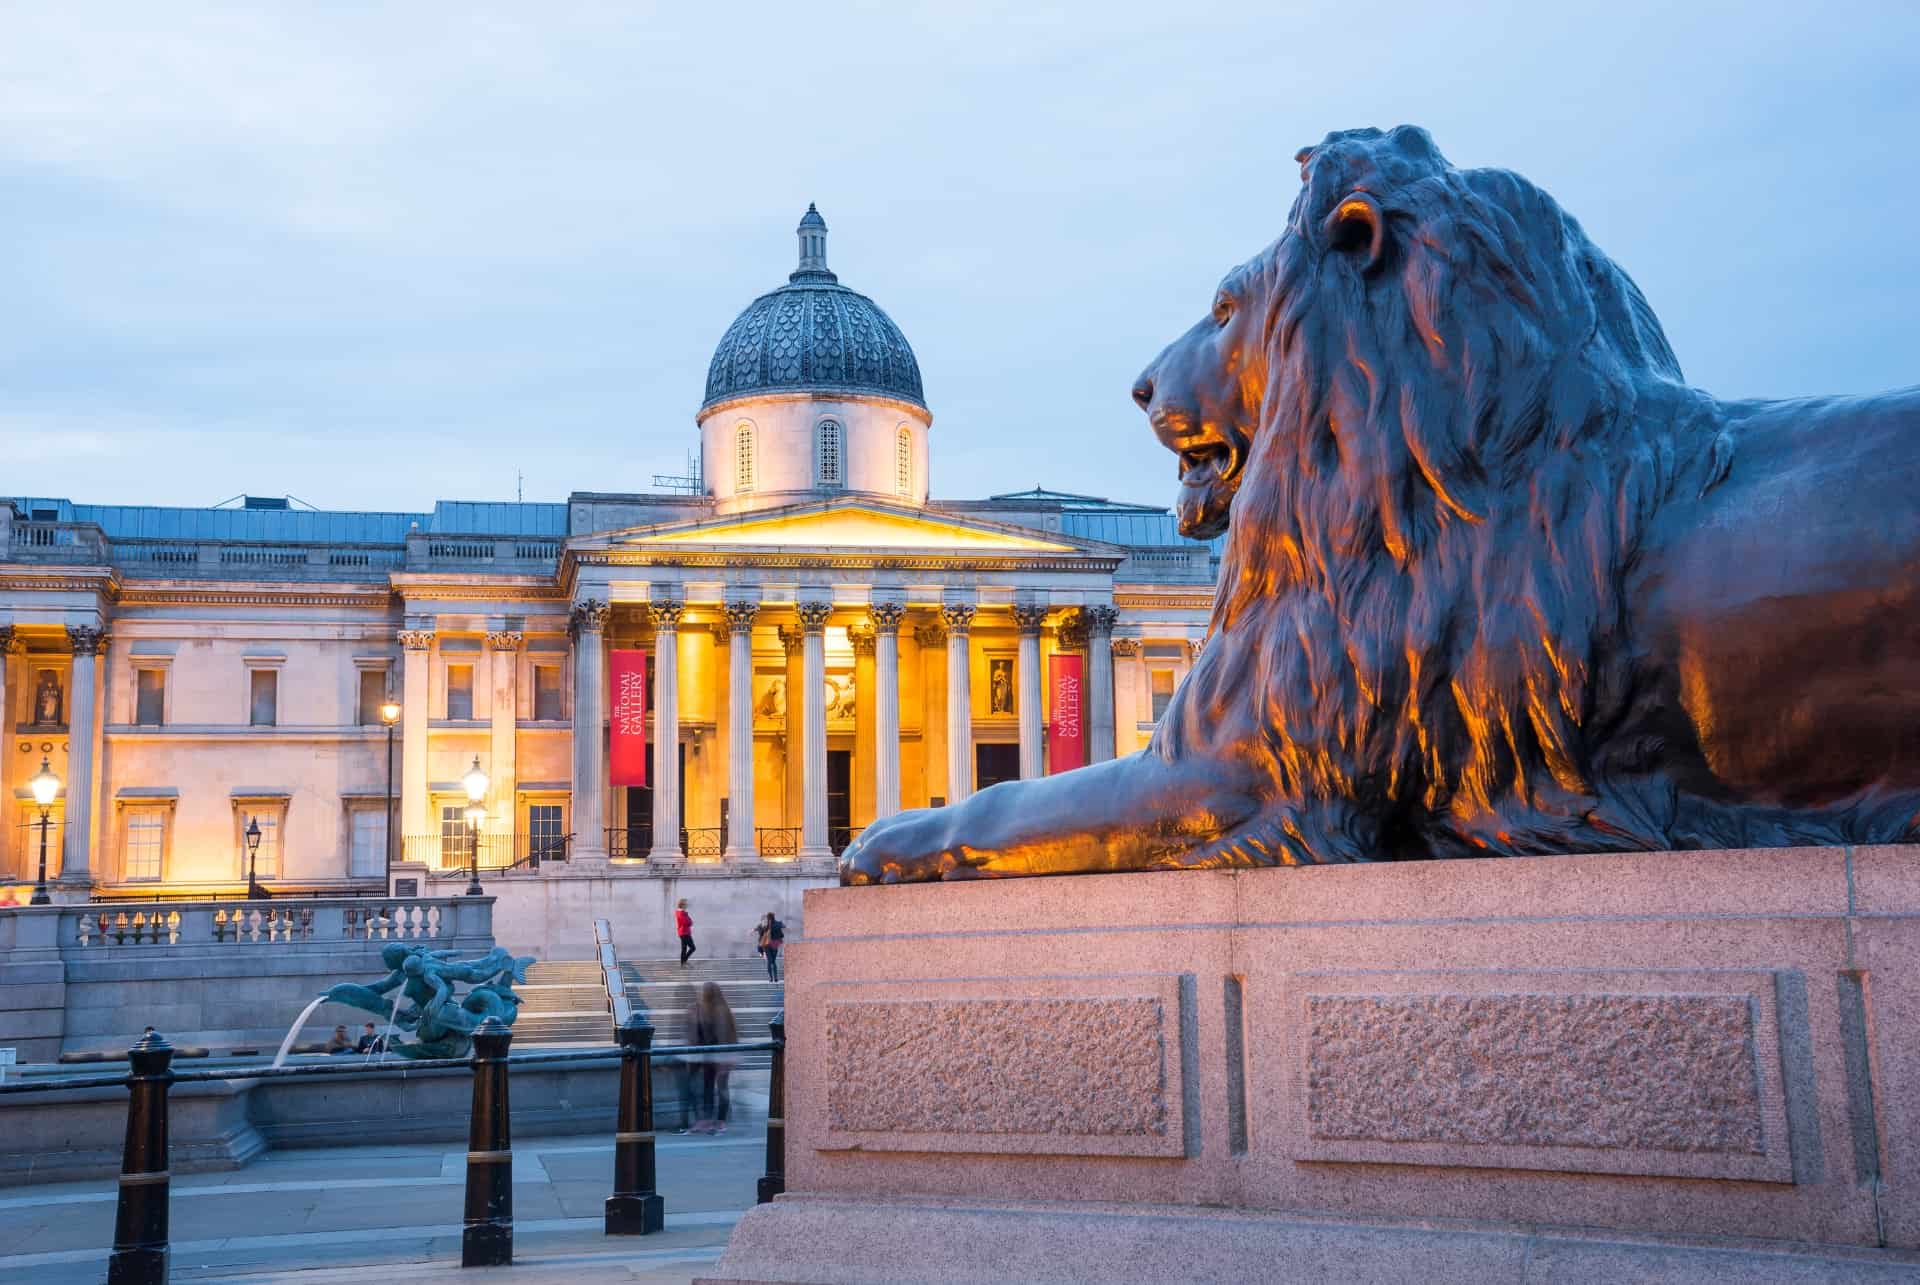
[[515, 955, 784, 1068]]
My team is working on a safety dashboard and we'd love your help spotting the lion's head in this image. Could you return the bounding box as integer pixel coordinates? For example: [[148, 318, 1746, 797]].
[[1137, 126, 1716, 859]]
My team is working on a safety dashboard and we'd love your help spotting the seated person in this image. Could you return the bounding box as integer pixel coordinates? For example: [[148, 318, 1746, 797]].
[[354, 1022, 386, 1054], [325, 1024, 354, 1055]]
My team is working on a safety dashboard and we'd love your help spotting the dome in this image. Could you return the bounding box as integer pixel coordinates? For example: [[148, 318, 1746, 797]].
[[702, 205, 926, 414]]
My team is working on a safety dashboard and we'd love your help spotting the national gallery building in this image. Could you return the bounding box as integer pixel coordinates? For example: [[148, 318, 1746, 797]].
[[0, 208, 1213, 918]]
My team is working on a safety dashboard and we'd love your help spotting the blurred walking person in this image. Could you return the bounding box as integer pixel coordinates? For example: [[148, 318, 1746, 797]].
[[686, 981, 738, 1134]]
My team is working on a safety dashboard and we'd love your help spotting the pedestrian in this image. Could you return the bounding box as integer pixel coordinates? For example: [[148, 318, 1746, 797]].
[[676, 898, 695, 966], [355, 1022, 386, 1054], [325, 1024, 354, 1055], [686, 981, 738, 1135], [756, 911, 785, 982]]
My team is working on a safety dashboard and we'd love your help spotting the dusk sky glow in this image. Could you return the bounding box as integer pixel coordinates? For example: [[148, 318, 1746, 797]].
[[5, 2, 1916, 512]]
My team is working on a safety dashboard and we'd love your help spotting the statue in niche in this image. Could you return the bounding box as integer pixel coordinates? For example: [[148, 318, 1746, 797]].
[[989, 659, 1014, 715], [843, 125, 1920, 884], [32, 670, 62, 727]]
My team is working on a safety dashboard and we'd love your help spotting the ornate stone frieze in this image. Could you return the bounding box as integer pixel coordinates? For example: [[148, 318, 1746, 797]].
[[67, 626, 107, 657], [649, 600, 686, 631], [1084, 605, 1119, 636], [867, 601, 907, 635], [1110, 638, 1141, 657], [939, 603, 976, 636], [848, 623, 876, 656], [796, 601, 834, 633], [723, 600, 760, 635], [485, 631, 524, 651], [568, 599, 610, 638], [1010, 603, 1047, 636], [398, 629, 435, 651]]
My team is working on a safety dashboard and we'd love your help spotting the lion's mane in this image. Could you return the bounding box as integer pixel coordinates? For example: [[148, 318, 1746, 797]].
[[1160, 126, 1740, 862]]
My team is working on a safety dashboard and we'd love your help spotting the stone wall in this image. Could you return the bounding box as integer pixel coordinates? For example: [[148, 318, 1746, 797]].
[[480, 865, 833, 960]]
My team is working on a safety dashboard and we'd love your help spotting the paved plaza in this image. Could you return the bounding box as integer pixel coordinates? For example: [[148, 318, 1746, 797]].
[[0, 1128, 765, 1283]]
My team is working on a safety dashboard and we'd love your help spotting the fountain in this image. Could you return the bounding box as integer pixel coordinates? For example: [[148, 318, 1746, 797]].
[[270, 994, 330, 1069], [315, 943, 534, 1060]]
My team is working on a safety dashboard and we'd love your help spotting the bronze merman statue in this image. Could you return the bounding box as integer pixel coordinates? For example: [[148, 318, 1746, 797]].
[[843, 125, 1920, 883]]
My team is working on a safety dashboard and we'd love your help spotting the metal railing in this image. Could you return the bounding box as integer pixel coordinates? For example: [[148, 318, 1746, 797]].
[[606, 826, 651, 859], [829, 826, 863, 856], [757, 827, 799, 858], [402, 833, 552, 871], [0, 1012, 788, 1280], [682, 826, 725, 859]]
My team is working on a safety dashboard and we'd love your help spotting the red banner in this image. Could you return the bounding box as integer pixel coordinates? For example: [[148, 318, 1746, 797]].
[[1047, 653, 1085, 773], [609, 649, 648, 787]]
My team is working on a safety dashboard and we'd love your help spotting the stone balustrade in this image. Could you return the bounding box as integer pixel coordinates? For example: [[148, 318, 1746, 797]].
[[0, 896, 489, 958]]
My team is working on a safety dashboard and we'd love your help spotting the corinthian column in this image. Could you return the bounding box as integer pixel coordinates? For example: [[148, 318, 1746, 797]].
[[0, 626, 13, 876], [797, 599, 833, 861], [486, 630, 522, 834], [1013, 603, 1046, 779], [869, 602, 905, 818], [60, 625, 106, 888], [570, 600, 610, 862], [723, 600, 760, 861], [1084, 605, 1119, 764], [649, 598, 684, 861], [942, 603, 976, 804], [398, 628, 434, 850]]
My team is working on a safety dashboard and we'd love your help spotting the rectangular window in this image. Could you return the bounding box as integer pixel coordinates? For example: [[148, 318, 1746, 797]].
[[124, 811, 165, 881], [1150, 668, 1176, 721], [358, 670, 388, 725], [350, 807, 387, 878], [446, 664, 474, 720], [534, 664, 562, 721], [135, 669, 165, 726], [440, 804, 468, 866], [249, 669, 278, 726], [242, 812, 280, 878], [528, 803, 564, 859]]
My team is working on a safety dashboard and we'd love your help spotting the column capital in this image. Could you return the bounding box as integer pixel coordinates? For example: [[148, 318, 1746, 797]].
[[866, 602, 907, 635], [398, 629, 436, 651], [778, 625, 806, 656], [486, 631, 525, 651], [67, 625, 107, 657], [848, 623, 876, 657], [707, 621, 731, 645], [1187, 636, 1206, 660], [649, 600, 686, 631], [1084, 604, 1119, 636], [1056, 613, 1088, 652], [940, 603, 976, 635], [795, 601, 833, 634], [1110, 637, 1141, 657], [913, 621, 947, 649], [569, 599, 611, 638], [1011, 603, 1048, 636], [723, 600, 760, 634]]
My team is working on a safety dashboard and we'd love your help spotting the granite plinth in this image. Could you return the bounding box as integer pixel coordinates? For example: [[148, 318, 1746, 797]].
[[699, 845, 1920, 1282]]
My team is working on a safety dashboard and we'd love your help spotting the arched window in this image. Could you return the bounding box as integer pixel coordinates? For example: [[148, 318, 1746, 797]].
[[735, 423, 755, 492], [896, 426, 913, 496], [816, 419, 842, 488]]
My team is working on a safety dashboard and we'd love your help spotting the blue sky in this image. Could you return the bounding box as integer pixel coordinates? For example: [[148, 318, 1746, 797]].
[[4, 2, 1916, 513]]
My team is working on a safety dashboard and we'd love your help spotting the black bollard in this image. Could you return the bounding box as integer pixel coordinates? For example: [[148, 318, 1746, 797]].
[[461, 1017, 514, 1268], [107, 1030, 175, 1285], [605, 1013, 666, 1235], [757, 1010, 786, 1204]]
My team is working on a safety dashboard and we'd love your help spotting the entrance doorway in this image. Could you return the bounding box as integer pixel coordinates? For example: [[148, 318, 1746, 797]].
[[619, 741, 686, 856], [975, 743, 1020, 792], [828, 749, 852, 851]]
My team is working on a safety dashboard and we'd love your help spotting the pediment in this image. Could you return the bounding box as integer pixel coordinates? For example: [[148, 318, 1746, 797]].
[[573, 499, 1104, 558]]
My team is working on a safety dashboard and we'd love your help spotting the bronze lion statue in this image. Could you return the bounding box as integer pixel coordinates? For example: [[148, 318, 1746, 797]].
[[842, 125, 1920, 883]]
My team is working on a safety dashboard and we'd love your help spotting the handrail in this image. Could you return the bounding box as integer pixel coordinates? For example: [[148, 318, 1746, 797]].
[[595, 917, 633, 1030], [0, 1040, 776, 1095]]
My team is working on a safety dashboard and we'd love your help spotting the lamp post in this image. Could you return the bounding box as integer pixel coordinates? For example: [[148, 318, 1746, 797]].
[[28, 757, 59, 906], [380, 695, 402, 890], [463, 755, 488, 897], [245, 816, 265, 901]]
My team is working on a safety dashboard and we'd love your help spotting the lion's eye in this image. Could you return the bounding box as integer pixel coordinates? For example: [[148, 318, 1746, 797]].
[[1212, 293, 1234, 326]]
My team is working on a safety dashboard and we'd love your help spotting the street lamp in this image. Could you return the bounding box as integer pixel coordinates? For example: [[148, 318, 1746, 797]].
[[462, 756, 489, 897], [28, 757, 59, 906], [244, 815, 266, 901], [380, 694, 402, 890]]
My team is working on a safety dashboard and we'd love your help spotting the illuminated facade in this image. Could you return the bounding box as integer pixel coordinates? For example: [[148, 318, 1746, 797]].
[[0, 208, 1215, 902]]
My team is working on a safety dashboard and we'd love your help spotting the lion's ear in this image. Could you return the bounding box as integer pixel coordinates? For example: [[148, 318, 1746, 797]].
[[1323, 192, 1387, 274]]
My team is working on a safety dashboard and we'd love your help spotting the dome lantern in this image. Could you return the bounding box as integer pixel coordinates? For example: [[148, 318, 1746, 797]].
[[793, 203, 833, 282]]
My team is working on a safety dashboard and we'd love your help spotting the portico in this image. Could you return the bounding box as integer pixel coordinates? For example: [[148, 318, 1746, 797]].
[[559, 496, 1125, 870]]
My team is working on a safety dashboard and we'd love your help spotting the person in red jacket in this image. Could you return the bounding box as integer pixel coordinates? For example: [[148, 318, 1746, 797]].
[[676, 899, 695, 967]]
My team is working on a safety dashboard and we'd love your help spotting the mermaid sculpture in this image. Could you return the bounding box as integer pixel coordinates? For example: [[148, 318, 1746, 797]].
[[323, 944, 536, 1059]]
